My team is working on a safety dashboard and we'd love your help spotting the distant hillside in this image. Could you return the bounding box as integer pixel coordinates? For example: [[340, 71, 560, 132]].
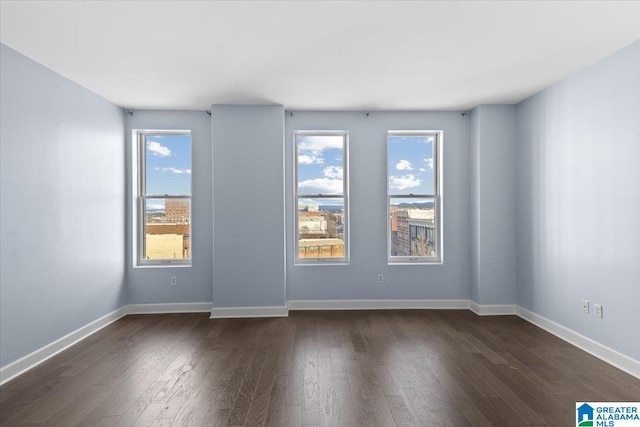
[[317, 201, 435, 212], [391, 201, 435, 209], [319, 205, 343, 212]]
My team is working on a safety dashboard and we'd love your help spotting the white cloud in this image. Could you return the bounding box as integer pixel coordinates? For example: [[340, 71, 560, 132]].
[[389, 174, 421, 190], [298, 153, 324, 165], [419, 168, 426, 172], [299, 178, 343, 194], [299, 198, 343, 206], [396, 160, 413, 171], [298, 135, 343, 153], [297, 136, 343, 166], [146, 204, 164, 210], [390, 135, 433, 144], [155, 167, 191, 174], [323, 165, 343, 179], [147, 141, 172, 157], [424, 158, 434, 169]]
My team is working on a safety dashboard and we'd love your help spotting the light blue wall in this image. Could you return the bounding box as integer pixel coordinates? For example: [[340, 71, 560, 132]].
[[470, 105, 517, 304], [125, 111, 213, 304], [285, 112, 471, 300], [0, 45, 126, 367], [212, 105, 286, 308], [516, 40, 640, 360], [470, 110, 480, 303], [3, 34, 638, 371]]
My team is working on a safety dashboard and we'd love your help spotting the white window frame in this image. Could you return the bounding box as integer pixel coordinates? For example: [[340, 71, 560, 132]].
[[387, 130, 443, 264], [133, 129, 192, 267], [294, 130, 349, 265]]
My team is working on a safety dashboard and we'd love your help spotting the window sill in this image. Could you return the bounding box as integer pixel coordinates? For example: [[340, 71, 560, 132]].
[[134, 264, 192, 269], [295, 261, 350, 266], [388, 260, 442, 266]]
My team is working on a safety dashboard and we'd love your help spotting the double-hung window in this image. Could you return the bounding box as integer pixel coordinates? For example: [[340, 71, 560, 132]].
[[294, 131, 349, 264], [388, 131, 442, 263], [135, 130, 192, 266]]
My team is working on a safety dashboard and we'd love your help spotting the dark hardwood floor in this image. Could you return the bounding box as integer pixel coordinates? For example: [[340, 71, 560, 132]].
[[1, 310, 639, 426]]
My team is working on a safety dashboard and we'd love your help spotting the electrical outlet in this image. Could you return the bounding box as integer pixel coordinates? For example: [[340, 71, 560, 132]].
[[171, 276, 177, 286], [582, 299, 589, 314], [377, 274, 384, 283], [594, 304, 603, 319]]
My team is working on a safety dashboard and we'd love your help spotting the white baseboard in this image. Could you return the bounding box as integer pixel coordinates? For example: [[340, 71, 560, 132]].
[[469, 301, 517, 316], [3, 301, 637, 386], [128, 302, 212, 314], [0, 302, 212, 386], [290, 299, 515, 315], [288, 299, 469, 310], [210, 306, 289, 319], [0, 306, 128, 386], [516, 306, 640, 379]]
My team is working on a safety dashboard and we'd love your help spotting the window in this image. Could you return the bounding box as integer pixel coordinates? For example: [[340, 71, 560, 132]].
[[388, 131, 442, 263], [295, 131, 348, 264], [134, 130, 192, 265]]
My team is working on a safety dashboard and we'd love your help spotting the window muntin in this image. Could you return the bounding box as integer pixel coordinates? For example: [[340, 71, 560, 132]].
[[388, 131, 441, 263], [295, 132, 348, 264], [136, 131, 192, 265]]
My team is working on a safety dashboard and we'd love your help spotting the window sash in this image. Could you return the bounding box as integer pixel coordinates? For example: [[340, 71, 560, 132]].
[[387, 131, 441, 263], [138, 196, 192, 265], [387, 195, 440, 263], [296, 196, 347, 262], [294, 131, 349, 264], [135, 130, 192, 266], [138, 131, 191, 198]]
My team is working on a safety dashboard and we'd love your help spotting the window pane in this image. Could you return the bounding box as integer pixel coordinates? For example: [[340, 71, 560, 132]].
[[389, 197, 436, 257], [298, 198, 344, 259], [297, 134, 344, 195], [145, 134, 192, 196], [143, 198, 191, 260], [388, 134, 434, 195]]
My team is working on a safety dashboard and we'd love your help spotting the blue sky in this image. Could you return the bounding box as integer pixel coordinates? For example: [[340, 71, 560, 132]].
[[295, 134, 434, 206], [297, 135, 344, 200], [388, 135, 434, 195], [145, 134, 191, 209]]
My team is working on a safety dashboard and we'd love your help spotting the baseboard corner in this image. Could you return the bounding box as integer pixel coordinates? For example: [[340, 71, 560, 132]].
[[0, 305, 128, 386], [469, 301, 517, 316], [516, 306, 640, 379]]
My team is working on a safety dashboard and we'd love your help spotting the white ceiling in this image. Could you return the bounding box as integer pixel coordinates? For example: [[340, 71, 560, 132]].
[[1, 1, 639, 111]]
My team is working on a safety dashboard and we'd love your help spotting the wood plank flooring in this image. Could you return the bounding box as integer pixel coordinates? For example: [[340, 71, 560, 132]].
[[1, 310, 639, 426]]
